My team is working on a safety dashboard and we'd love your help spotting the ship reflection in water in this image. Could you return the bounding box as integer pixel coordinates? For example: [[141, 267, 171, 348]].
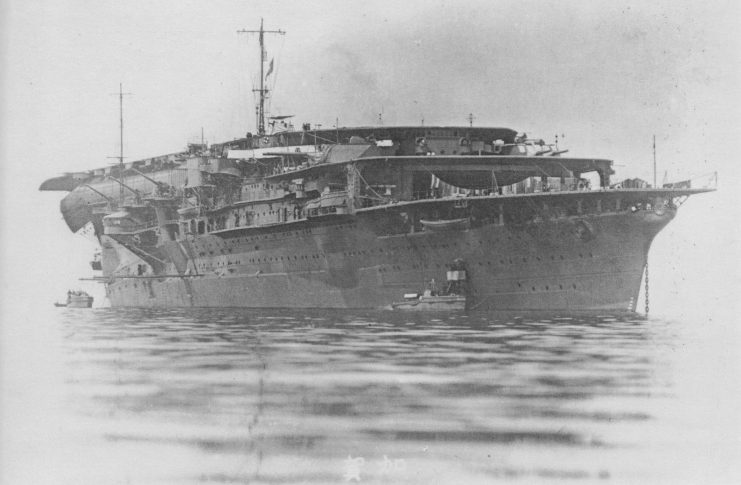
[[45, 309, 719, 483]]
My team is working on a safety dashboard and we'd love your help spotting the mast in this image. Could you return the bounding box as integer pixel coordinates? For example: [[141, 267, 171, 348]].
[[237, 19, 285, 136], [652, 134, 657, 188], [119, 83, 124, 205], [108, 83, 131, 206]]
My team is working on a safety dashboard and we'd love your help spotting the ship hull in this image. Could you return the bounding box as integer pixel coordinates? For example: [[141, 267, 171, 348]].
[[104, 207, 672, 312]]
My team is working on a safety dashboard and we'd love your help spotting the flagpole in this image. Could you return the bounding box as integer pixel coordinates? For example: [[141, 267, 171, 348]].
[[259, 19, 264, 135], [653, 134, 656, 188]]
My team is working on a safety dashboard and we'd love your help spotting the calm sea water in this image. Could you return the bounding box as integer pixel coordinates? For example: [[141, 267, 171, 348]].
[[2, 307, 739, 484]]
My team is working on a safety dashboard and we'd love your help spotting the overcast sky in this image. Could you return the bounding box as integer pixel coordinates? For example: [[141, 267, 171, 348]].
[[4, 0, 739, 177], [1, 0, 739, 311]]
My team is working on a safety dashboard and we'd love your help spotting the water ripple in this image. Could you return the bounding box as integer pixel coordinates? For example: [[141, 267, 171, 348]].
[[52, 308, 678, 483]]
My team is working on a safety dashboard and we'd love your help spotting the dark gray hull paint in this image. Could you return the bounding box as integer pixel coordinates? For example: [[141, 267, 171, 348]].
[[105, 208, 671, 311]]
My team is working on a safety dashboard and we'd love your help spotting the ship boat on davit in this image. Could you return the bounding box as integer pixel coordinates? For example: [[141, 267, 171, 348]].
[[40, 21, 716, 312]]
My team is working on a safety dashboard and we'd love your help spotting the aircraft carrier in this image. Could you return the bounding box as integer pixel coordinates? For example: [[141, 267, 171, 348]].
[[40, 22, 714, 311]]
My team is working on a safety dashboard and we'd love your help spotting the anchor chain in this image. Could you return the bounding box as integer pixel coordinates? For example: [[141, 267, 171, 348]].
[[644, 260, 649, 315]]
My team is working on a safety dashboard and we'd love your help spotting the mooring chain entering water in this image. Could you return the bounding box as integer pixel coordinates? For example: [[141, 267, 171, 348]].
[[644, 261, 649, 315]]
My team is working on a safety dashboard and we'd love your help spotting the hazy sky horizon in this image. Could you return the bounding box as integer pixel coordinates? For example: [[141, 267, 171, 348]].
[[3, 1, 739, 179]]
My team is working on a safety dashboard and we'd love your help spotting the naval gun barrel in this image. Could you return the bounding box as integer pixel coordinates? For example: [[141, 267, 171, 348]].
[[129, 168, 170, 190], [83, 184, 115, 203], [107, 176, 142, 201]]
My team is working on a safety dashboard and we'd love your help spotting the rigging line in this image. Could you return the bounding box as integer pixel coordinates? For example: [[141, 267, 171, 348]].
[[263, 38, 271, 120], [683, 170, 719, 181], [353, 165, 387, 201], [555, 161, 573, 176], [532, 164, 552, 177], [266, 34, 286, 119], [239, 37, 261, 131], [237, 35, 254, 130], [418, 165, 438, 179], [271, 34, 286, 95], [311, 132, 339, 144], [490, 169, 499, 192]]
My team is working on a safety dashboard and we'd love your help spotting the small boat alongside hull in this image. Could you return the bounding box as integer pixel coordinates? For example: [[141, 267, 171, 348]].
[[391, 294, 466, 311], [420, 217, 470, 232], [392, 259, 469, 311], [55, 291, 94, 308]]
